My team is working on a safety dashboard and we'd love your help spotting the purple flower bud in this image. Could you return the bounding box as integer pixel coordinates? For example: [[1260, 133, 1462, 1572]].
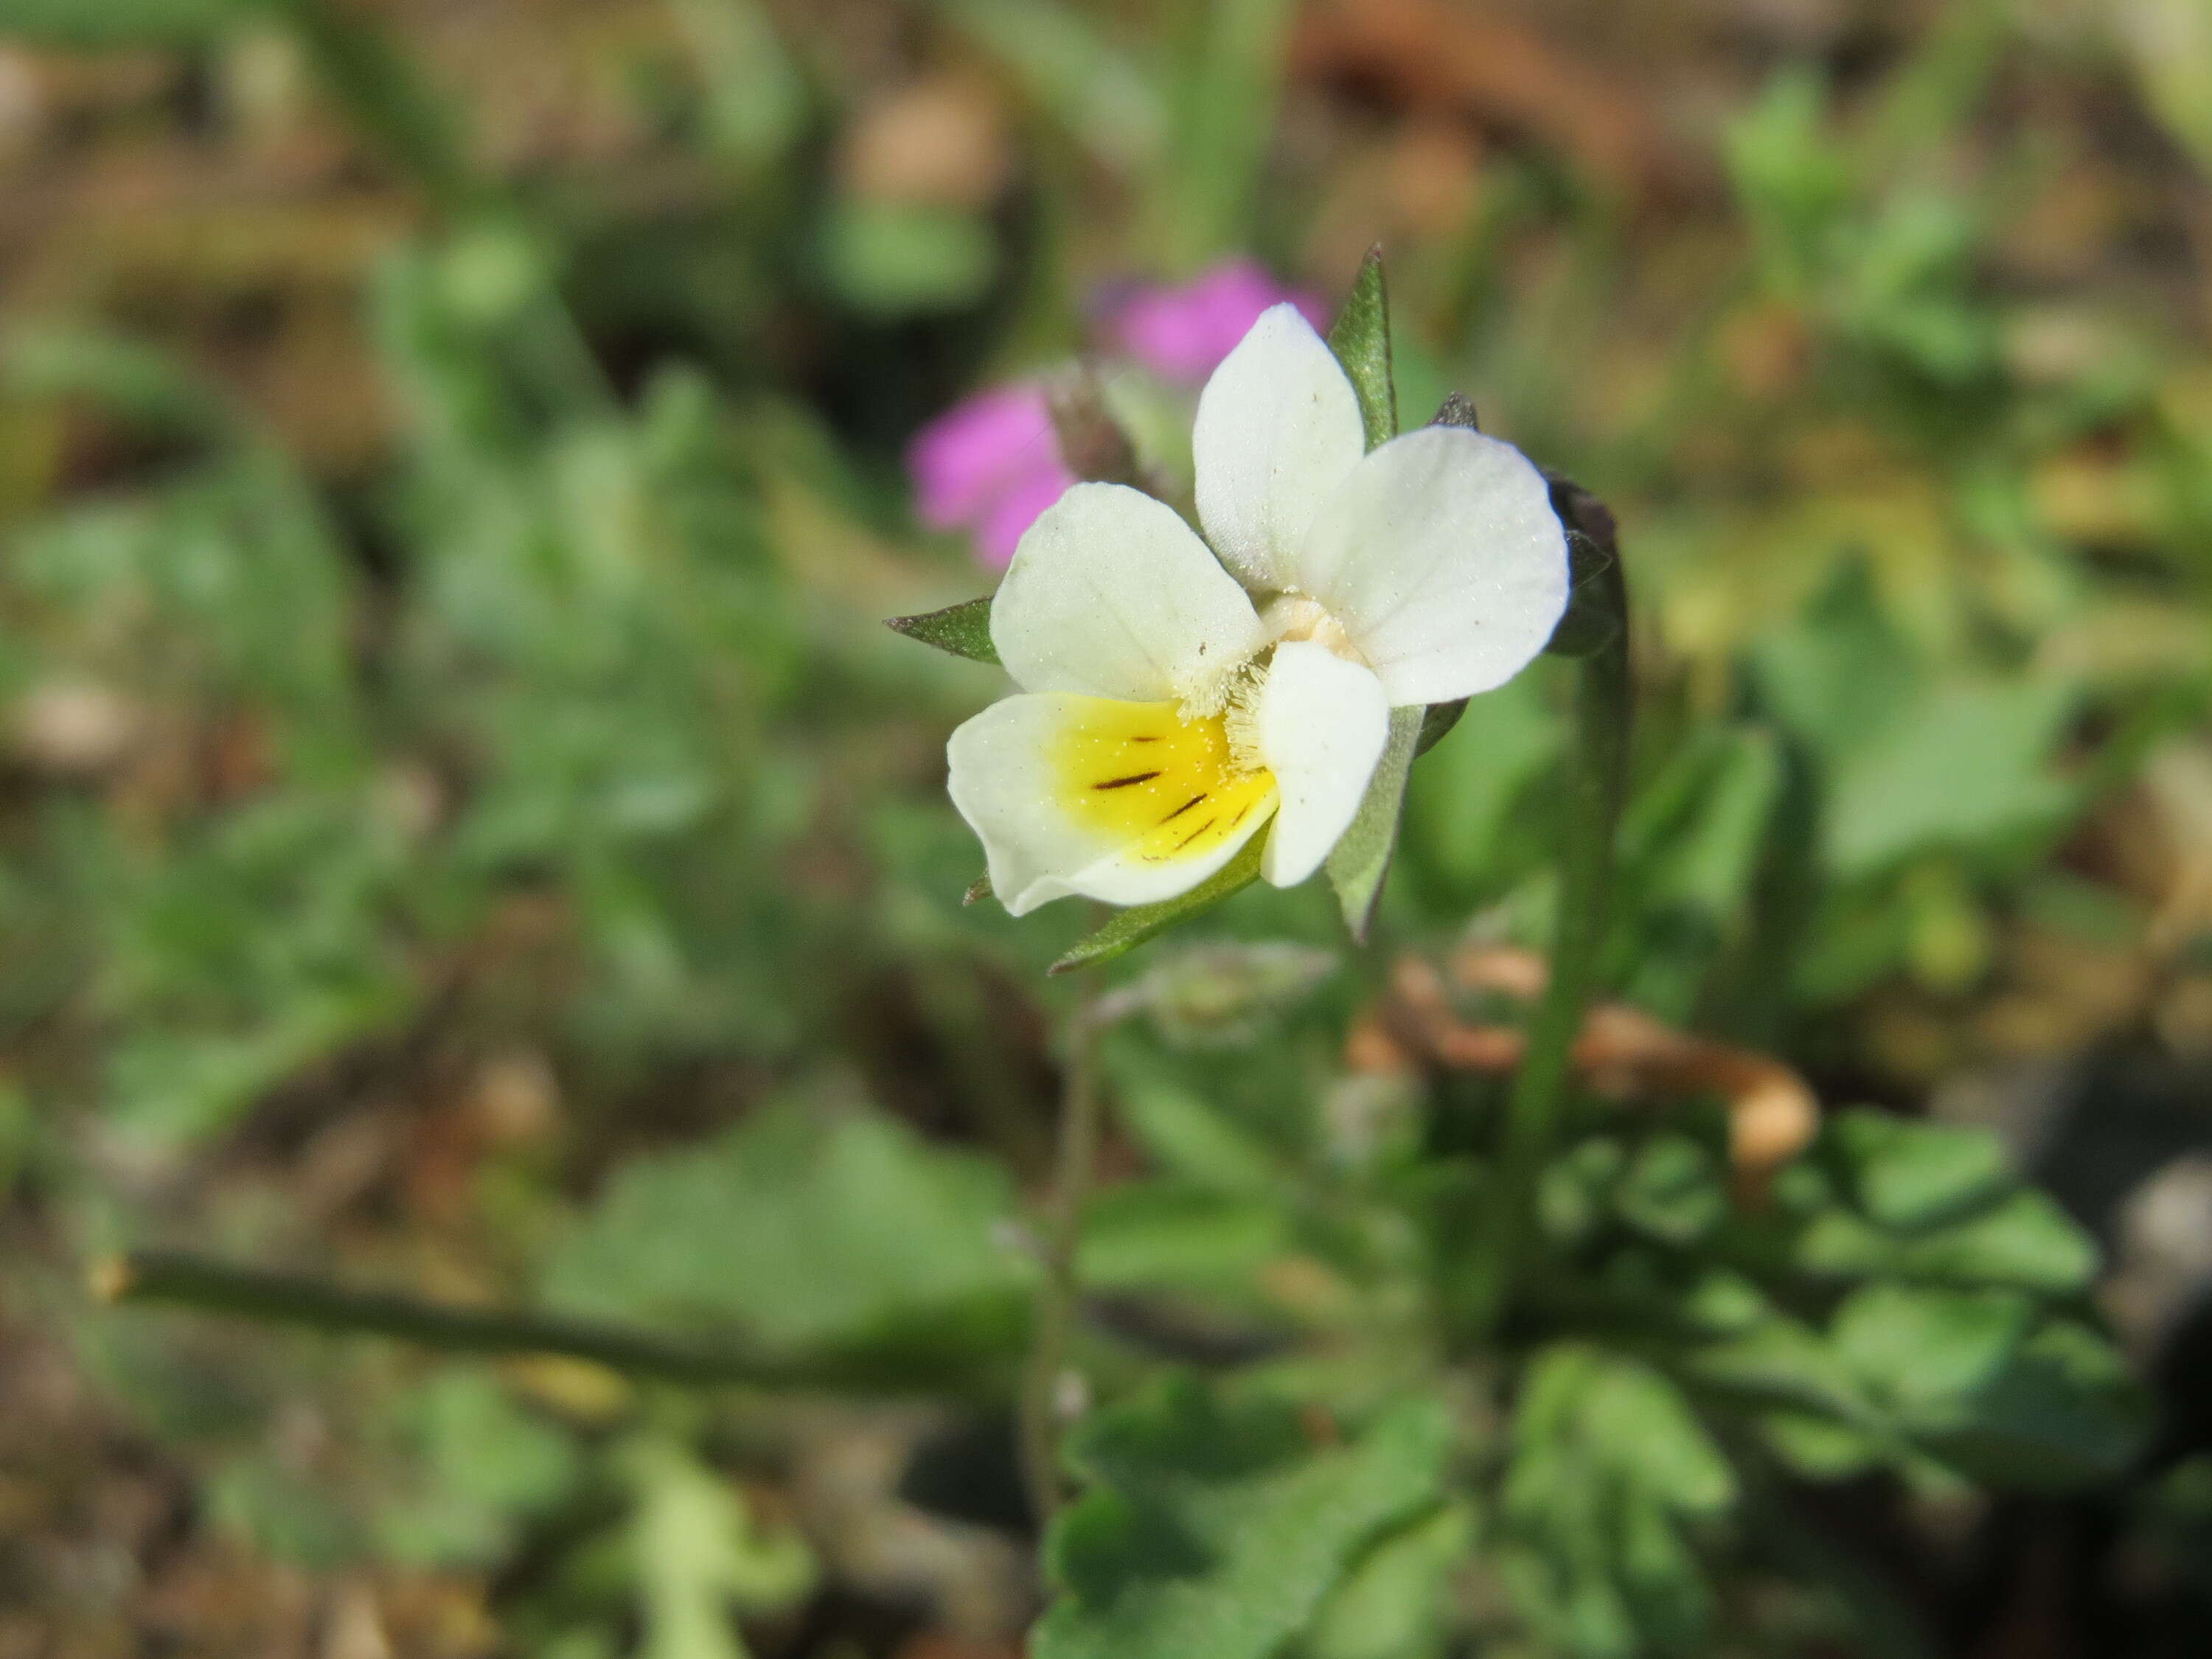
[[1100, 259, 1331, 385], [906, 383, 1076, 568]]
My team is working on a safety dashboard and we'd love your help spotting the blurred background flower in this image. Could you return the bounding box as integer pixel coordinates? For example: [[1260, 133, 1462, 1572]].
[[1, 1, 2211, 1656], [909, 258, 1323, 564]]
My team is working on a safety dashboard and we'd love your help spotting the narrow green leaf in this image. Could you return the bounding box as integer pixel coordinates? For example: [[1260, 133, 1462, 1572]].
[[887, 597, 1000, 664], [1326, 248, 1397, 451], [1048, 835, 1264, 975], [1324, 706, 1422, 941], [939, 0, 1164, 172]]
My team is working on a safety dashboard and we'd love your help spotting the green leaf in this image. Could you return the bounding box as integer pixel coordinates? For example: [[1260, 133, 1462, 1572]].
[[821, 201, 999, 318], [1326, 248, 1397, 451], [887, 597, 1001, 665], [1832, 1284, 2031, 1414], [1829, 1110, 2011, 1229], [1115, 1080, 1283, 1192], [1502, 1346, 1736, 1659], [375, 1371, 579, 1570], [1827, 678, 2078, 876], [1051, 834, 1265, 974], [543, 1099, 1030, 1366], [1324, 706, 1423, 940], [1036, 1377, 1450, 1659], [1077, 1181, 1291, 1293], [1152, 0, 1300, 268], [1615, 1136, 1726, 1245], [624, 1436, 818, 1659], [1890, 1189, 2098, 1293], [1304, 1500, 1476, 1659], [1919, 1319, 2148, 1490], [939, 0, 1164, 171]]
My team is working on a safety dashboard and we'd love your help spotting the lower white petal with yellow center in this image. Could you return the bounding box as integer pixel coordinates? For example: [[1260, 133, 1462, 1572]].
[[947, 693, 1280, 916]]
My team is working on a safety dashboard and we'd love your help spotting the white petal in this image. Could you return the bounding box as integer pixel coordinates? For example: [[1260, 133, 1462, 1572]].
[[1193, 303, 1368, 595], [992, 482, 1264, 705], [1290, 426, 1568, 707], [1253, 642, 1391, 888], [947, 692, 1278, 916]]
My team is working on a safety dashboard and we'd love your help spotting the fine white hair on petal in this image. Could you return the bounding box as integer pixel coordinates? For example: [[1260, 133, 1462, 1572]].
[[947, 692, 1276, 915], [1253, 641, 1392, 888], [1290, 425, 1568, 708], [991, 482, 1265, 706], [1193, 303, 1368, 597]]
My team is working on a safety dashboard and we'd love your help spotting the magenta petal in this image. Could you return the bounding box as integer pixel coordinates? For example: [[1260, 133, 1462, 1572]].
[[973, 456, 1077, 568], [1105, 258, 1332, 384], [907, 383, 1061, 529]]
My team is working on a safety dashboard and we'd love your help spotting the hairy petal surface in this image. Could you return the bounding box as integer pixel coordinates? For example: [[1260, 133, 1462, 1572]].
[[992, 483, 1265, 706], [1252, 642, 1392, 888], [1292, 427, 1568, 708], [1193, 304, 1368, 595], [948, 694, 1278, 915]]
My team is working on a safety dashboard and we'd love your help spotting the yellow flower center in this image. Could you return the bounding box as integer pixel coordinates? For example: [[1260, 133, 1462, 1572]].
[[1051, 698, 1276, 866]]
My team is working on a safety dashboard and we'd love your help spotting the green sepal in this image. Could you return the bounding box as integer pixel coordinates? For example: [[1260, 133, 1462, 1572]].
[[1048, 835, 1265, 975], [1327, 246, 1397, 451], [1324, 706, 1423, 941], [1415, 700, 1467, 757], [887, 597, 1000, 664]]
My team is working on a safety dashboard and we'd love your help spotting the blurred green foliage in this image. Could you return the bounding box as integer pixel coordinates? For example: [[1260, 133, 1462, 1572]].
[[2, 0, 2210, 1655]]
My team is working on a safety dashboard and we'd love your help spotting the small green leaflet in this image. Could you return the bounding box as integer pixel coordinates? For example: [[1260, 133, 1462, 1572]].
[[1326, 246, 1397, 452], [1050, 835, 1264, 975], [886, 597, 999, 664]]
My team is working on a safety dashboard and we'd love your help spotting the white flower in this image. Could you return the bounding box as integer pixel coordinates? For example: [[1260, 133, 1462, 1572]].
[[947, 304, 1570, 917]]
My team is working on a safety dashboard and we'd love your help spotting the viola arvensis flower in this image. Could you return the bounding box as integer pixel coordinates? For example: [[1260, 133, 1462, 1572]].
[[948, 304, 1569, 914]]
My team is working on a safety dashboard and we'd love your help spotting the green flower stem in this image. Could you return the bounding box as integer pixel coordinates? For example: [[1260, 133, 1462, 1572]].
[[273, 0, 488, 219], [91, 1248, 969, 1394], [1019, 938, 1108, 1523], [1463, 492, 1632, 1342]]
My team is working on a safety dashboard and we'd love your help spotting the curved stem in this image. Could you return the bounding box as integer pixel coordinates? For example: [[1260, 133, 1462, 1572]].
[[1018, 945, 1107, 1525], [1461, 490, 1632, 1342]]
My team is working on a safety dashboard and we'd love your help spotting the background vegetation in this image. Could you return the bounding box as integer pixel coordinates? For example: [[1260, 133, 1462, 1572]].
[[2, 1, 2211, 1655]]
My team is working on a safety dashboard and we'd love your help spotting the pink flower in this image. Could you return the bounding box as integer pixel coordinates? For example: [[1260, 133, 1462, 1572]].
[[906, 383, 1075, 569], [1100, 259, 1331, 385], [907, 261, 1325, 567]]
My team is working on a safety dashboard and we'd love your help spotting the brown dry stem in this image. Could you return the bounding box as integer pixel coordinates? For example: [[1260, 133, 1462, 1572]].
[[1349, 947, 1820, 1206]]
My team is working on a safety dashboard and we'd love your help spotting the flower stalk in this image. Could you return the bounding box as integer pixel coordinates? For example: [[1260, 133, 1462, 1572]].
[[1018, 939, 1108, 1523], [1461, 480, 1632, 1341], [89, 1248, 981, 1394]]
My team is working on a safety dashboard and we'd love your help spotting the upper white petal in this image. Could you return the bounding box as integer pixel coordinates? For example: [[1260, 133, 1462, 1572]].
[[1193, 303, 1368, 595], [1253, 641, 1391, 888], [992, 482, 1266, 704], [947, 692, 1276, 916], [1287, 425, 1568, 707]]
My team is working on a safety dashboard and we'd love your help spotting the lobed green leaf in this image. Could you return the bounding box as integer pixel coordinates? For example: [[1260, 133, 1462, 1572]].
[[1036, 1377, 1450, 1659]]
